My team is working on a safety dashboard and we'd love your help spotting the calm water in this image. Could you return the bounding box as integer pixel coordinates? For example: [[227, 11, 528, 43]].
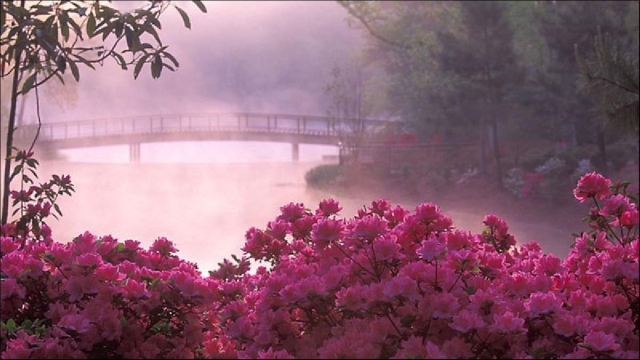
[[24, 144, 577, 274]]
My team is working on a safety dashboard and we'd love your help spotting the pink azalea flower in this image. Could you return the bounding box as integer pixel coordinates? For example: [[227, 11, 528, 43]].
[[417, 234, 446, 261], [94, 263, 125, 282], [450, 310, 485, 333], [492, 311, 526, 333], [278, 202, 307, 222], [573, 172, 612, 202], [384, 205, 409, 227], [121, 278, 148, 299], [444, 230, 474, 250], [352, 214, 388, 241], [555, 312, 590, 338], [525, 292, 562, 315], [582, 331, 620, 352], [335, 285, 366, 311], [429, 292, 461, 319], [65, 275, 99, 302], [414, 203, 443, 223], [58, 313, 92, 334], [0, 236, 20, 255], [72, 231, 98, 254], [600, 194, 633, 217], [373, 235, 401, 261], [75, 252, 102, 268], [316, 198, 342, 217], [369, 199, 392, 216], [620, 209, 639, 228], [266, 219, 289, 240], [150, 237, 178, 256], [1, 278, 26, 300]]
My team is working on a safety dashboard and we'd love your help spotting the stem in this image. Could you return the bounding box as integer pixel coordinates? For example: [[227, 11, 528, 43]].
[[591, 197, 622, 245], [1, 6, 24, 225], [434, 259, 440, 291], [334, 242, 377, 278], [27, 73, 41, 154], [383, 309, 403, 338], [447, 271, 463, 293]]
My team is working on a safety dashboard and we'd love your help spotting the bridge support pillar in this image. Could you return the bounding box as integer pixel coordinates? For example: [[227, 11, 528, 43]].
[[129, 143, 141, 164], [291, 142, 299, 162]]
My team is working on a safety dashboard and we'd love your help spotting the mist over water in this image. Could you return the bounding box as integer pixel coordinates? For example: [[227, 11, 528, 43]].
[[3, 1, 601, 275], [38, 152, 577, 275]]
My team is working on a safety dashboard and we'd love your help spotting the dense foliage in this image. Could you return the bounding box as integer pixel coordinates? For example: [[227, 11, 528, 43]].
[[1, 171, 638, 358], [338, 1, 639, 180]]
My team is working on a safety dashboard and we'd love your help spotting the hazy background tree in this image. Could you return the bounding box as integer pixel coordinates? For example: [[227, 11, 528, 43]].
[[576, 30, 639, 138], [532, 0, 635, 175], [338, 0, 638, 187]]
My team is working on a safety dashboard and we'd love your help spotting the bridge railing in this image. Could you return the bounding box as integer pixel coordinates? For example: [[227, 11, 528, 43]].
[[13, 112, 396, 143]]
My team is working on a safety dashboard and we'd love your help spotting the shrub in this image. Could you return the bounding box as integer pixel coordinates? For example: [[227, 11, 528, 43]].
[[304, 164, 343, 188], [1, 172, 638, 359]]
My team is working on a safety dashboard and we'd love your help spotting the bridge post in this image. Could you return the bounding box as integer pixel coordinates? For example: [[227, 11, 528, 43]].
[[291, 142, 299, 162], [129, 143, 141, 164]]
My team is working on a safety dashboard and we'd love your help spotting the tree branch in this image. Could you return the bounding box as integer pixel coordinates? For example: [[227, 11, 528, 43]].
[[588, 75, 640, 96]]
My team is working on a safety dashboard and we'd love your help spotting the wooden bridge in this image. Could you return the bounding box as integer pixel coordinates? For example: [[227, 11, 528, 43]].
[[12, 112, 400, 162]]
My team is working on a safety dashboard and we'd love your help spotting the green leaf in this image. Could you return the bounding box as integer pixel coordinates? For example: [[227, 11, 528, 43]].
[[133, 55, 147, 80], [32, 219, 41, 235], [21, 72, 37, 94], [175, 6, 191, 29], [9, 164, 22, 181], [112, 52, 127, 70], [163, 51, 179, 67], [2, 319, 17, 334], [60, 16, 70, 41], [150, 54, 162, 79], [192, 0, 207, 13], [114, 19, 124, 38], [53, 203, 63, 216], [125, 27, 135, 50], [463, 285, 477, 295], [150, 16, 161, 29], [68, 59, 80, 82], [87, 13, 96, 37], [56, 55, 67, 73], [66, 16, 83, 38], [400, 315, 416, 326], [0, 5, 6, 30], [74, 55, 96, 70], [145, 24, 162, 44]]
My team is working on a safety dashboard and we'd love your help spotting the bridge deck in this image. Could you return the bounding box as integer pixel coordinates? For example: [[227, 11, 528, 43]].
[[14, 112, 397, 149]]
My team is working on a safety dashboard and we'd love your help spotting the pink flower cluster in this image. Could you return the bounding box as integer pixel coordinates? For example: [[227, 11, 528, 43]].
[[1, 173, 638, 359], [1, 232, 225, 358]]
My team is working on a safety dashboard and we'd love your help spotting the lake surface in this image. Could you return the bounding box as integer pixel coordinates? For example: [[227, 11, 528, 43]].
[[32, 156, 578, 275]]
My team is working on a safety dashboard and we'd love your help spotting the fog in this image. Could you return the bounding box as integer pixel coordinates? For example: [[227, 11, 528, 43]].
[[4, 1, 636, 274], [21, 1, 365, 122]]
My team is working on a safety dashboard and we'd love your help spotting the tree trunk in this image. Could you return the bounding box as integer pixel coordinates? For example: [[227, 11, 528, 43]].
[[491, 117, 504, 188], [596, 127, 609, 177], [479, 117, 487, 174], [1, 55, 22, 225]]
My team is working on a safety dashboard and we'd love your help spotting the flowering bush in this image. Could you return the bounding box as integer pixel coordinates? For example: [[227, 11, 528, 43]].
[[1, 172, 638, 358], [503, 167, 525, 198]]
